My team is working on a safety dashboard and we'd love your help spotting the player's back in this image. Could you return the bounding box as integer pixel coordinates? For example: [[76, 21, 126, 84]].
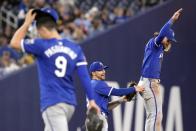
[[37, 38, 80, 85], [22, 38, 86, 111]]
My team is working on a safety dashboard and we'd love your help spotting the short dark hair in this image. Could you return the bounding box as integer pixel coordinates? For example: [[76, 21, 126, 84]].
[[36, 15, 57, 30]]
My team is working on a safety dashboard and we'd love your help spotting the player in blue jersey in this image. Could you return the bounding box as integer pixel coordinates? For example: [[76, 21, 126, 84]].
[[10, 8, 100, 131], [138, 8, 183, 131], [88, 61, 144, 131]]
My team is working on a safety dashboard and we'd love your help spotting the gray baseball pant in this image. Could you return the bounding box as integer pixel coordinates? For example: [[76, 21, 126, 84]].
[[138, 77, 163, 131], [42, 102, 75, 131]]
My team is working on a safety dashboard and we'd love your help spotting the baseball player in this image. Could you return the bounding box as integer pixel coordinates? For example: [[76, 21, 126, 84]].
[[88, 61, 144, 131], [138, 8, 183, 131], [10, 8, 100, 131]]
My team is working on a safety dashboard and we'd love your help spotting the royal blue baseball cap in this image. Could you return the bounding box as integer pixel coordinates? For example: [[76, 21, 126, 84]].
[[89, 61, 109, 73], [165, 29, 177, 42], [32, 8, 59, 23]]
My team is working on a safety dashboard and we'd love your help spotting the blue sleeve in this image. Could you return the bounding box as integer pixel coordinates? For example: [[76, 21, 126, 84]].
[[94, 82, 113, 96], [155, 19, 173, 46], [110, 87, 136, 96], [76, 46, 88, 66], [94, 82, 136, 96], [77, 63, 94, 100], [21, 38, 43, 56]]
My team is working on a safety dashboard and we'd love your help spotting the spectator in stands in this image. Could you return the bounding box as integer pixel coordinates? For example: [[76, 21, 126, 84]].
[[100, 9, 113, 29], [0, 51, 20, 76], [74, 10, 91, 35], [113, 6, 128, 24], [129, 0, 144, 15], [18, 0, 32, 26], [18, 54, 34, 67], [61, 22, 87, 42], [58, 0, 75, 7], [144, 0, 160, 7], [32, 0, 48, 8], [0, 0, 166, 78], [72, 24, 87, 42], [0, 34, 20, 61], [60, 25, 74, 41], [89, 17, 104, 36]]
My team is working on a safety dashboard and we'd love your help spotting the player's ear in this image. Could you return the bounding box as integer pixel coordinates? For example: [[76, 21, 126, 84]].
[[92, 72, 97, 77]]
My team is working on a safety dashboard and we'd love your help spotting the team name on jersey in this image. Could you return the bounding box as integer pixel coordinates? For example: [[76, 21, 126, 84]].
[[44, 45, 77, 59]]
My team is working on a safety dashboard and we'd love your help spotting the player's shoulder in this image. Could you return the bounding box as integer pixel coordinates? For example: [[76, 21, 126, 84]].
[[62, 39, 80, 47], [27, 38, 48, 44], [62, 39, 82, 51], [146, 38, 159, 48], [147, 38, 154, 45], [91, 79, 99, 85], [91, 80, 102, 85], [23, 38, 36, 43], [96, 80, 108, 87]]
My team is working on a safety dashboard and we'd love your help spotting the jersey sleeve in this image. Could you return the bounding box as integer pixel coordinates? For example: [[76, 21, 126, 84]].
[[77, 65, 94, 100], [75, 47, 88, 67], [20, 38, 43, 56], [111, 87, 136, 96], [95, 81, 114, 96], [154, 19, 173, 47], [76, 46, 93, 100]]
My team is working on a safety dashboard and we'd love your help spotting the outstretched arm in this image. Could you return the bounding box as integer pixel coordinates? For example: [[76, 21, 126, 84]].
[[110, 85, 144, 96], [10, 9, 36, 50], [155, 8, 183, 44]]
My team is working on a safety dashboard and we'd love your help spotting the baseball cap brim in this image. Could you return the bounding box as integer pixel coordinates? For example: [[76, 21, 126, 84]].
[[103, 66, 109, 69], [94, 66, 109, 71], [167, 29, 177, 43], [171, 38, 177, 43], [168, 38, 177, 43]]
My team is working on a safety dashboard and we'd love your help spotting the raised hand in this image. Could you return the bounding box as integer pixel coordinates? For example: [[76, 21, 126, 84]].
[[171, 8, 183, 23], [24, 9, 36, 26]]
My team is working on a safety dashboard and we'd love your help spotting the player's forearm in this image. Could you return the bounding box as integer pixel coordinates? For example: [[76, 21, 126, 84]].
[[108, 97, 125, 110], [10, 23, 29, 50], [159, 8, 182, 36], [156, 19, 173, 43], [160, 19, 173, 35], [158, 9, 182, 39]]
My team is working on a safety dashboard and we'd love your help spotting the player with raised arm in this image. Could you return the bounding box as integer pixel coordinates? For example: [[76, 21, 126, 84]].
[[10, 8, 100, 131], [87, 61, 144, 131], [138, 8, 183, 131]]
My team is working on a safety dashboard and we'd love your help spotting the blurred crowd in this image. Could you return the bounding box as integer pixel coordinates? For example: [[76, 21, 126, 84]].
[[0, 0, 163, 78]]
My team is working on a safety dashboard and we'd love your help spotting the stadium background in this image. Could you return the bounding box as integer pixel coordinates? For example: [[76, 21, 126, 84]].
[[0, 0, 196, 130]]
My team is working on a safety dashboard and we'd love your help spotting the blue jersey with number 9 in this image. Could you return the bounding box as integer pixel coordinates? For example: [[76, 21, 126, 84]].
[[21, 38, 87, 111]]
